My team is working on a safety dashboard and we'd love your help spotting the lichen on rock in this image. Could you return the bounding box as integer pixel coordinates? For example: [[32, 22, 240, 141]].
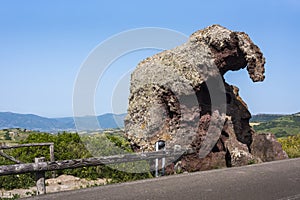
[[124, 24, 287, 172]]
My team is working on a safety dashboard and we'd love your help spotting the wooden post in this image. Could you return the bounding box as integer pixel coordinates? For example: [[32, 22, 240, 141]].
[[35, 157, 46, 195], [49, 144, 55, 178]]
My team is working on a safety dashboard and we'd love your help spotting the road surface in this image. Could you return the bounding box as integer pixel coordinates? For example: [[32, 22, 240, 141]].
[[25, 158, 300, 200]]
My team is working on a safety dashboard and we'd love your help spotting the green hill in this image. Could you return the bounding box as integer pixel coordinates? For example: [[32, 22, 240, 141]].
[[250, 114, 286, 123], [252, 113, 300, 138]]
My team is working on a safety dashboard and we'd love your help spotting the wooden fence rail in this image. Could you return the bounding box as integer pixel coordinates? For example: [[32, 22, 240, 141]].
[[0, 143, 55, 178], [0, 149, 191, 176], [0, 145, 194, 196], [0, 143, 55, 163], [0, 143, 54, 150]]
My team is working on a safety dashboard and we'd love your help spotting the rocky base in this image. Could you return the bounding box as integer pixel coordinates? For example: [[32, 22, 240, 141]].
[[0, 175, 109, 199]]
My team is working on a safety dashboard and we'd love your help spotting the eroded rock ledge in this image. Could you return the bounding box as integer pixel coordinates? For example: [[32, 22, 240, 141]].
[[124, 25, 287, 172]]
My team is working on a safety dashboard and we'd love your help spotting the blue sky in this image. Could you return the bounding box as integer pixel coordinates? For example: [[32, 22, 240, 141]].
[[0, 0, 299, 117]]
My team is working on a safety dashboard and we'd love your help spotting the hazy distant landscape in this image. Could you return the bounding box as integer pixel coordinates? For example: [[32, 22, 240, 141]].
[[0, 112, 126, 132], [1, 111, 300, 137]]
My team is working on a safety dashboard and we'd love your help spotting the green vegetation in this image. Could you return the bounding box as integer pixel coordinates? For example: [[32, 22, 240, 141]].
[[253, 114, 300, 138], [251, 114, 285, 123], [0, 130, 152, 190], [278, 134, 300, 158]]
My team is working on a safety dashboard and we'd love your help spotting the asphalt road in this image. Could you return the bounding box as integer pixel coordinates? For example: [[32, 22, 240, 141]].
[[25, 158, 300, 200]]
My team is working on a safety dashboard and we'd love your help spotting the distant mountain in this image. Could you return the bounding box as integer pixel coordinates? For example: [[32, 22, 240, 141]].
[[97, 113, 126, 129], [59, 113, 126, 131], [0, 112, 126, 133]]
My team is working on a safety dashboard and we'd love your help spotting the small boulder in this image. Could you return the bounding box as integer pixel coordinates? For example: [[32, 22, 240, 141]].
[[251, 133, 289, 162]]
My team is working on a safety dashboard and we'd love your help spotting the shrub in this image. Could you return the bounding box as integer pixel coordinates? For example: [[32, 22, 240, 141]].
[[278, 134, 300, 158]]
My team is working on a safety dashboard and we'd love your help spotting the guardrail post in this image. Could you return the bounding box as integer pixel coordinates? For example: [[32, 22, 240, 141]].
[[155, 140, 166, 177], [35, 157, 46, 195], [155, 142, 159, 177], [161, 150, 166, 176]]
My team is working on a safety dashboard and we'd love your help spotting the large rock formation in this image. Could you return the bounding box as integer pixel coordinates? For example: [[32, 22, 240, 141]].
[[124, 25, 288, 172]]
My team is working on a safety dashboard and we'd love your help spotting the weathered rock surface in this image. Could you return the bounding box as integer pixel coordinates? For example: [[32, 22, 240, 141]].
[[251, 133, 289, 162], [125, 24, 287, 172]]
